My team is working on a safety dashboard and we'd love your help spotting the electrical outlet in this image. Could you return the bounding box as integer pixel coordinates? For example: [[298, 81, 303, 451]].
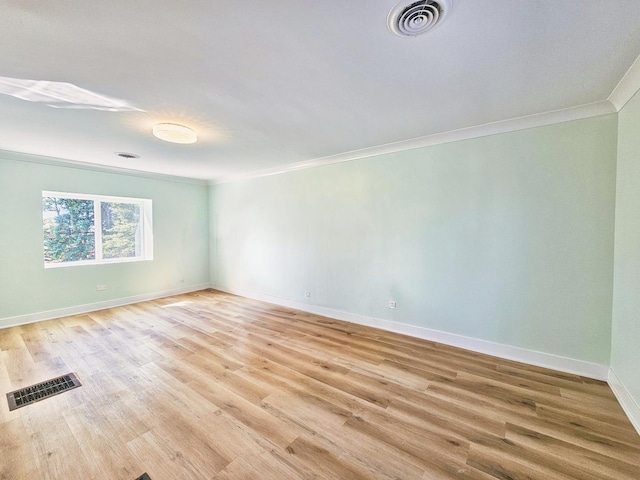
[[388, 300, 396, 309], [96, 284, 107, 291], [304, 291, 311, 298]]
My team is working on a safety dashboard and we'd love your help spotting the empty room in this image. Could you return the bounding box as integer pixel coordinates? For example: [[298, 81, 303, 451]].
[[1, 1, 640, 479]]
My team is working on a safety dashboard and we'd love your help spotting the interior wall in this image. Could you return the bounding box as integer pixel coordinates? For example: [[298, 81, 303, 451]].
[[611, 89, 640, 420], [211, 115, 618, 365], [0, 156, 210, 324]]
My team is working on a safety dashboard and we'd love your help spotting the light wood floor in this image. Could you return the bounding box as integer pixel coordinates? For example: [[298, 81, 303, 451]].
[[1, 290, 639, 480]]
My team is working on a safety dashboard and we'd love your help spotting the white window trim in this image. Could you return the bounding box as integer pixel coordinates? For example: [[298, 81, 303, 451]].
[[43, 191, 153, 268]]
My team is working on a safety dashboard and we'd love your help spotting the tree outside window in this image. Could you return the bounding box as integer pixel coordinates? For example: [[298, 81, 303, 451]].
[[42, 192, 153, 267]]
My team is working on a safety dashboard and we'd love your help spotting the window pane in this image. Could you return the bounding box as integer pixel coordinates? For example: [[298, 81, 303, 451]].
[[43, 197, 95, 263], [101, 202, 141, 259]]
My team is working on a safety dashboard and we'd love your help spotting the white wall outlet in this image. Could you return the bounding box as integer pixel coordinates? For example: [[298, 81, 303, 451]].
[[304, 291, 311, 298], [96, 284, 107, 291], [388, 300, 396, 309]]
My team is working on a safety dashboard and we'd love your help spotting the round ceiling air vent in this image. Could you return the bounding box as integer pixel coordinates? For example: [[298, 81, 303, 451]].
[[388, 0, 452, 37]]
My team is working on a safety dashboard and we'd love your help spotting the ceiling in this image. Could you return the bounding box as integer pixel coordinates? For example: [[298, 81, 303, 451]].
[[1, 0, 640, 182]]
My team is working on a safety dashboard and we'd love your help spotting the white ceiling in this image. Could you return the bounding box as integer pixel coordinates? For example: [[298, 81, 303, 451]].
[[1, 0, 640, 182]]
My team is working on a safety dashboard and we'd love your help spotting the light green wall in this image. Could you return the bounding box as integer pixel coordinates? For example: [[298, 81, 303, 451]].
[[612, 91, 640, 405], [211, 115, 618, 364], [0, 114, 622, 369], [0, 156, 209, 321]]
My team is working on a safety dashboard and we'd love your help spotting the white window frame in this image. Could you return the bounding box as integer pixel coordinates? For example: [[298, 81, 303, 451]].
[[43, 191, 153, 268]]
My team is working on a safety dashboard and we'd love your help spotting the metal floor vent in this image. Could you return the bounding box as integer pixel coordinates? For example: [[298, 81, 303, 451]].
[[6, 373, 81, 411], [135, 474, 152, 480]]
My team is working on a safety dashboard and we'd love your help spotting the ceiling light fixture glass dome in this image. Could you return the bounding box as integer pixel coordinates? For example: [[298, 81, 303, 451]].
[[152, 123, 197, 144]]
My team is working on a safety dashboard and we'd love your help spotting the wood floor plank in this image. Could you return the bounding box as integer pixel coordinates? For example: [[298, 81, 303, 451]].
[[213, 450, 307, 480], [283, 434, 376, 480], [0, 327, 26, 352], [127, 429, 218, 480], [21, 402, 94, 479], [505, 422, 639, 480], [63, 402, 143, 480], [535, 403, 640, 446], [467, 441, 576, 480], [0, 289, 638, 479], [0, 444, 40, 480]]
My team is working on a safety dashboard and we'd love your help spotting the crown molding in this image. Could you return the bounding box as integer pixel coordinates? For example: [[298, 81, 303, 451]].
[[1, 97, 619, 189], [209, 100, 616, 186], [0, 149, 208, 186], [609, 53, 640, 111]]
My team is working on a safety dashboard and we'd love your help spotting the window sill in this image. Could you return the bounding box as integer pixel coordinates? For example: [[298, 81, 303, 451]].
[[44, 257, 153, 269]]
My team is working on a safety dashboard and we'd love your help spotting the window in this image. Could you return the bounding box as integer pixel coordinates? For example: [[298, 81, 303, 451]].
[[42, 191, 153, 268]]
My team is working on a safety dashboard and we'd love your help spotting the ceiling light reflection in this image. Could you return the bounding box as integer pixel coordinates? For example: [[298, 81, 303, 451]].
[[0, 76, 144, 112]]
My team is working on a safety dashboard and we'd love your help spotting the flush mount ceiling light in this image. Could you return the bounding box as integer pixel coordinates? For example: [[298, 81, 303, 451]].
[[388, 0, 452, 37], [152, 123, 197, 144]]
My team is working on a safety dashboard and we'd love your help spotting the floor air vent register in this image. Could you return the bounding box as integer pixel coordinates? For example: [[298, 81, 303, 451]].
[[6, 373, 82, 411]]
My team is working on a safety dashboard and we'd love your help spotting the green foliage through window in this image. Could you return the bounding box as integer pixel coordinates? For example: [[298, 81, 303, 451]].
[[102, 202, 140, 259], [42, 192, 152, 267], [43, 197, 95, 263]]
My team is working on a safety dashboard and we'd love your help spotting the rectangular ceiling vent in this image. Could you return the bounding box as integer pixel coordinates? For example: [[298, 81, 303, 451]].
[[6, 373, 82, 411]]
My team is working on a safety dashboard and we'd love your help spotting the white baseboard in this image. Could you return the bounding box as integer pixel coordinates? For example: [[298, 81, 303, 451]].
[[2, 283, 634, 431], [0, 283, 212, 330], [608, 368, 640, 436], [212, 285, 610, 381], [0, 281, 614, 383]]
